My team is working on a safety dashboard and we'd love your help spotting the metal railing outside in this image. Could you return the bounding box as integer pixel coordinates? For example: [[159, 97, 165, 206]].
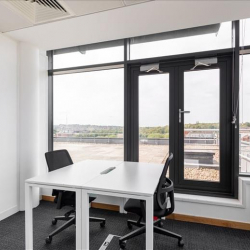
[[54, 128, 250, 173]]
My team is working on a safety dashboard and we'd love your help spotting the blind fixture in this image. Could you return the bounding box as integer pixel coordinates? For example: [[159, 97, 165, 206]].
[[53, 40, 124, 55], [131, 24, 221, 45]]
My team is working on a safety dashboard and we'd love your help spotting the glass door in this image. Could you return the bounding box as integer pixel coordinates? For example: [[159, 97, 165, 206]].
[[182, 69, 220, 182], [128, 55, 234, 196], [126, 65, 174, 174], [139, 74, 170, 164], [177, 59, 233, 194]]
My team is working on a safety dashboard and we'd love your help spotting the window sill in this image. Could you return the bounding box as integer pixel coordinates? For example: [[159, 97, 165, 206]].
[[175, 177, 250, 208]]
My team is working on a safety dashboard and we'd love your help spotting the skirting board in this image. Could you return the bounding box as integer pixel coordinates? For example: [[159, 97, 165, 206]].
[[42, 196, 250, 231], [167, 214, 250, 231], [91, 202, 120, 212], [0, 205, 19, 221], [42, 195, 55, 202]]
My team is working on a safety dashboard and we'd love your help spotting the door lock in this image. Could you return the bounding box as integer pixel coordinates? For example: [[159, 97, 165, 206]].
[[179, 109, 190, 123]]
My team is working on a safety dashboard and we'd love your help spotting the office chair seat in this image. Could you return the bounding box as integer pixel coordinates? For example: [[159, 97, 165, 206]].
[[44, 150, 106, 245], [124, 196, 170, 219], [119, 154, 184, 249], [54, 191, 95, 206], [124, 199, 142, 215]]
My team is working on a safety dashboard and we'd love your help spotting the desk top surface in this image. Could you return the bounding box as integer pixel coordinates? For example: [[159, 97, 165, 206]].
[[83, 161, 163, 197], [26, 160, 122, 189], [26, 160, 163, 196]]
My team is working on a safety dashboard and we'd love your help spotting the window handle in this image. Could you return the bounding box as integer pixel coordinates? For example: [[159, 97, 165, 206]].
[[179, 109, 190, 123]]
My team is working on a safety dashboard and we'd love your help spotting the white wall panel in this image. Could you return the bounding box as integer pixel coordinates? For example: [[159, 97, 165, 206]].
[[0, 33, 19, 220], [19, 42, 40, 211]]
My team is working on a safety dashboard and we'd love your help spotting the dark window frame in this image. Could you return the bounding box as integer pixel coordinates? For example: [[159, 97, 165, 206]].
[[238, 48, 250, 177], [127, 52, 236, 198], [176, 56, 234, 197], [47, 21, 242, 197]]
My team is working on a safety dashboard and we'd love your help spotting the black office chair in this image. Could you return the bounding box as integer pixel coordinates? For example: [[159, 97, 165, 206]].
[[119, 153, 184, 249], [44, 149, 106, 244]]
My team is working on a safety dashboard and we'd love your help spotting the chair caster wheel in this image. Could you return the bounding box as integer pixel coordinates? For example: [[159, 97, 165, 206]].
[[45, 236, 52, 244], [100, 221, 106, 228], [178, 239, 184, 247], [158, 221, 164, 228], [119, 241, 126, 249], [52, 219, 57, 225], [127, 222, 133, 230]]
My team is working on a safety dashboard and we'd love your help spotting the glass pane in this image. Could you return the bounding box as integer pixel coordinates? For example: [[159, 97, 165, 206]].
[[54, 45, 123, 69], [184, 69, 220, 182], [240, 55, 250, 173], [139, 74, 169, 172], [53, 69, 124, 162], [240, 18, 250, 46], [131, 22, 231, 60]]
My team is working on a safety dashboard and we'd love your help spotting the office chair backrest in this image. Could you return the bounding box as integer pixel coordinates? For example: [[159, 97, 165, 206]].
[[45, 150, 73, 172], [156, 153, 174, 211]]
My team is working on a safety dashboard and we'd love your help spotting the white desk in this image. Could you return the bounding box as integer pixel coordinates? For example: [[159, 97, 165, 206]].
[[82, 161, 164, 250], [25, 160, 163, 250], [25, 160, 121, 250]]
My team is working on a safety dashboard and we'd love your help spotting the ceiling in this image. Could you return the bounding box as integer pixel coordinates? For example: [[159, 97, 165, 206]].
[[0, 0, 152, 33], [3, 1, 250, 51]]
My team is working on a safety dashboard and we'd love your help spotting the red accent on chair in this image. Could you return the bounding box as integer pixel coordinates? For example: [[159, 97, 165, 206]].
[[154, 216, 158, 221]]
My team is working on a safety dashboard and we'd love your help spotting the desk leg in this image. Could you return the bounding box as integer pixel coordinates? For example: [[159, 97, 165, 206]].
[[82, 190, 89, 250], [25, 183, 33, 250], [146, 196, 154, 250], [76, 189, 82, 250]]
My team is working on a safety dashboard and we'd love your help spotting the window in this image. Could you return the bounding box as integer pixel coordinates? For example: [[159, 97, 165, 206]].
[[130, 22, 232, 60], [240, 18, 250, 46], [49, 20, 240, 197], [139, 74, 169, 164], [54, 40, 124, 69], [183, 69, 220, 182], [239, 55, 250, 174], [128, 57, 233, 196], [53, 69, 124, 163]]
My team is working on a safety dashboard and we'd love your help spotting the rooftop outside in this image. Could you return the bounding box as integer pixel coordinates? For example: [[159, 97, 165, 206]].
[[54, 141, 221, 181], [54, 124, 250, 181]]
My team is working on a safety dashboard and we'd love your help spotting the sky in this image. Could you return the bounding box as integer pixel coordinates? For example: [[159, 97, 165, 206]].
[[185, 69, 220, 124], [53, 21, 250, 127], [139, 74, 169, 127], [240, 54, 250, 124], [54, 69, 124, 126]]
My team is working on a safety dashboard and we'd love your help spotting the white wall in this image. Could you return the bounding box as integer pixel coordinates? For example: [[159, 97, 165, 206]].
[[19, 42, 40, 211], [0, 35, 43, 218], [38, 50, 49, 197], [0, 33, 19, 220], [174, 178, 250, 223], [0, 37, 47, 216]]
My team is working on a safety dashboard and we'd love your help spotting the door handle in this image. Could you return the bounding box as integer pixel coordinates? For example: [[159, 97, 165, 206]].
[[179, 109, 190, 123]]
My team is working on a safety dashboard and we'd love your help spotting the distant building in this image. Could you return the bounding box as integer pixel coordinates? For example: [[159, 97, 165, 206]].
[[56, 133, 74, 137], [242, 135, 250, 142]]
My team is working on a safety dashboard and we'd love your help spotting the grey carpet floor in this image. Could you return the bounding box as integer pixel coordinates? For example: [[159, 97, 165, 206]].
[[0, 201, 250, 250]]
